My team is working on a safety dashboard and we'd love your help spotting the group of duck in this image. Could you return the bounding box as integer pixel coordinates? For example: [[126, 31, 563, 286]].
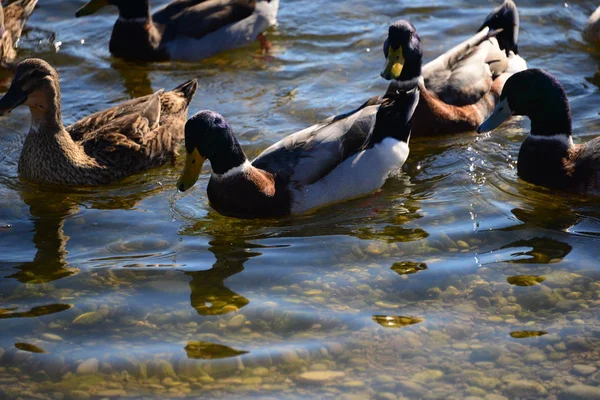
[[0, 0, 599, 219]]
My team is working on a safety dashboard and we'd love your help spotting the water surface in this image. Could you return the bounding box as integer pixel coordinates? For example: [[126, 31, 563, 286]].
[[1, 1, 600, 399]]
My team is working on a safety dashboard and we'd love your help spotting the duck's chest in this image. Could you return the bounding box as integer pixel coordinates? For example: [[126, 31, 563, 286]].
[[206, 171, 291, 218], [517, 137, 573, 189]]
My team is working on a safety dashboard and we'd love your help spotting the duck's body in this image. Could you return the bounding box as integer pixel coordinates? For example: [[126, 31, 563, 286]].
[[75, 0, 279, 62], [378, 0, 526, 137], [0, 58, 197, 186], [478, 69, 600, 194], [583, 6, 600, 45], [177, 82, 418, 218], [0, 0, 37, 66]]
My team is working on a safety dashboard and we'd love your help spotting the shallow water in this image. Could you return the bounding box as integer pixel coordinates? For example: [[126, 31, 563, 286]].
[[1, 1, 600, 399]]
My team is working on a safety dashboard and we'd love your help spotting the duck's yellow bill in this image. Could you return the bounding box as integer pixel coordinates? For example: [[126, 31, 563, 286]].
[[177, 149, 206, 192], [380, 46, 405, 80], [75, 0, 109, 17]]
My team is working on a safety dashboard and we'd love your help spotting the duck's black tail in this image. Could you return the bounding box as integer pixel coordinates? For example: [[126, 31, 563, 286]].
[[173, 78, 198, 107], [478, 0, 520, 55]]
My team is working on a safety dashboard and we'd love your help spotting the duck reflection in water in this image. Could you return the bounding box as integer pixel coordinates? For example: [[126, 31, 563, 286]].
[[480, 236, 573, 266], [499, 237, 572, 264], [187, 235, 262, 316], [6, 190, 79, 284], [111, 60, 154, 99], [6, 182, 168, 284]]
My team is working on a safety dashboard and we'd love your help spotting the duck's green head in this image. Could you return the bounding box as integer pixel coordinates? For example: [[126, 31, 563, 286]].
[[177, 111, 246, 192], [381, 20, 422, 81], [478, 69, 572, 136], [76, 0, 149, 20]]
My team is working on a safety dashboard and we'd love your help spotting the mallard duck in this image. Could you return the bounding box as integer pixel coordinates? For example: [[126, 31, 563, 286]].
[[379, 0, 526, 136], [177, 81, 419, 218], [0, 58, 198, 185], [75, 0, 279, 62], [478, 68, 600, 194], [0, 0, 37, 66], [583, 6, 600, 44]]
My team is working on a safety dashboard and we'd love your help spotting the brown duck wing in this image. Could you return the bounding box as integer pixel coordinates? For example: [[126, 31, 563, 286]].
[[154, 0, 257, 40], [67, 90, 164, 142], [3, 0, 37, 44], [81, 114, 176, 176]]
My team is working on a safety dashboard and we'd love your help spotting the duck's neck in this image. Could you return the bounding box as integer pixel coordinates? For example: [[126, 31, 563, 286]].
[[111, 2, 164, 61], [368, 81, 419, 146], [117, 0, 151, 22], [19, 85, 99, 184], [398, 55, 422, 83], [27, 84, 64, 134], [518, 134, 573, 187], [207, 134, 249, 176], [529, 92, 572, 137]]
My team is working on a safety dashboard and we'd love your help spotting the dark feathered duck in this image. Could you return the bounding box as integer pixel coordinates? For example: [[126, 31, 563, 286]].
[[0, 0, 37, 66], [177, 81, 419, 218], [478, 68, 600, 194], [75, 0, 279, 62], [0, 58, 197, 185], [378, 0, 526, 136]]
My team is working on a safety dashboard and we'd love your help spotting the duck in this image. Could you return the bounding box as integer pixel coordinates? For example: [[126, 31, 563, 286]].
[[177, 80, 420, 218], [377, 0, 527, 137], [74, 0, 279, 62], [0, 58, 198, 186], [583, 6, 600, 45], [0, 0, 38, 66], [477, 68, 600, 194]]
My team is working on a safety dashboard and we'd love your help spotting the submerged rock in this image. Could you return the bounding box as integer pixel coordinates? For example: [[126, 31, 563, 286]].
[[505, 380, 547, 397], [561, 384, 600, 400], [76, 358, 99, 375], [297, 371, 345, 384]]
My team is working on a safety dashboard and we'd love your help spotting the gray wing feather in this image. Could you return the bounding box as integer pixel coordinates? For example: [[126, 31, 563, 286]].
[[252, 105, 379, 186], [423, 28, 508, 106]]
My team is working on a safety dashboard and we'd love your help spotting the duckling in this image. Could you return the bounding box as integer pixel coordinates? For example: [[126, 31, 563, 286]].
[[379, 0, 526, 136], [478, 68, 600, 194], [75, 0, 279, 62], [0, 58, 197, 186], [583, 6, 600, 44], [0, 0, 37, 66], [177, 81, 419, 218]]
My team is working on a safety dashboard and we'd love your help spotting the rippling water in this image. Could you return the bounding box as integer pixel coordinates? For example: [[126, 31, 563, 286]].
[[1, 1, 600, 399]]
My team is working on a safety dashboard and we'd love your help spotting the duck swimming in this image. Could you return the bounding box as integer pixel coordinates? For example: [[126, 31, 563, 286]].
[[75, 0, 279, 62], [378, 0, 526, 136], [478, 68, 600, 194], [177, 81, 419, 218], [0, 58, 197, 186], [0, 0, 37, 66]]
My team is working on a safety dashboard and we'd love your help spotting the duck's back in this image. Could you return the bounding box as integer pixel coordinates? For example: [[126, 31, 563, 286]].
[[67, 80, 196, 176], [571, 138, 600, 193]]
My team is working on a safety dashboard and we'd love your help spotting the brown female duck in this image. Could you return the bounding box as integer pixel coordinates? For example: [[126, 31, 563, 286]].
[[478, 69, 600, 195], [379, 0, 527, 137], [0, 58, 197, 185], [0, 0, 37, 66], [75, 0, 279, 62]]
